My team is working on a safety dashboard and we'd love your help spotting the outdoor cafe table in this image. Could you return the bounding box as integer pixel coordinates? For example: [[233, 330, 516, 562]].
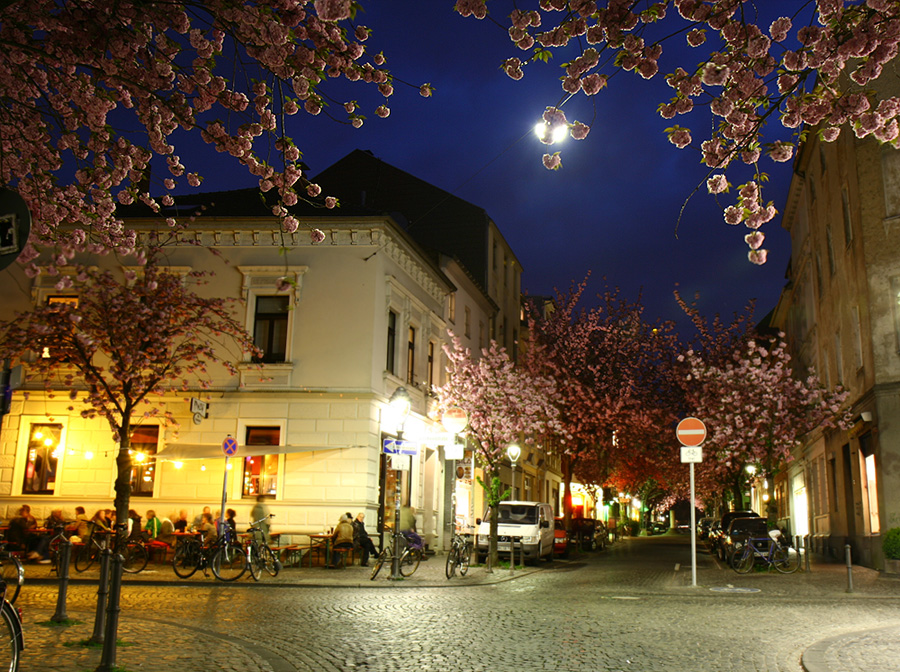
[[308, 533, 333, 567]]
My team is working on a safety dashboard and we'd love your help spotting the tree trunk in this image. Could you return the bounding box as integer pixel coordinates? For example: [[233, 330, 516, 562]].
[[765, 471, 778, 528]]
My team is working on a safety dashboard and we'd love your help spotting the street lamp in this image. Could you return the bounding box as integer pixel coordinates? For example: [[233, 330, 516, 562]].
[[388, 387, 411, 579], [507, 443, 521, 500]]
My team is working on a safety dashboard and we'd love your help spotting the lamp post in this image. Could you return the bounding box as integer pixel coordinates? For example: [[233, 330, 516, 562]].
[[388, 387, 411, 580]]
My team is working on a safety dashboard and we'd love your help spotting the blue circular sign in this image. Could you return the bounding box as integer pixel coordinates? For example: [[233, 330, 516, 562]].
[[222, 436, 238, 456]]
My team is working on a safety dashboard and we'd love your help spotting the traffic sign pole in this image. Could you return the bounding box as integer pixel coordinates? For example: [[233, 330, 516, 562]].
[[676, 418, 706, 589]]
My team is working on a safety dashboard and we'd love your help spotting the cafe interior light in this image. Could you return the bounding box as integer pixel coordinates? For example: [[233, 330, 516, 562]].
[[85, 451, 93, 460], [172, 461, 183, 469]]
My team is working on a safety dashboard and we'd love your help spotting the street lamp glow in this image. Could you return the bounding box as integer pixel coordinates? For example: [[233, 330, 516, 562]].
[[506, 443, 521, 463], [534, 121, 568, 144]]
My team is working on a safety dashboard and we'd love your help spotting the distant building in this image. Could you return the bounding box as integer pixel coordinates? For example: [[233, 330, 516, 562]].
[[773, 92, 900, 568]]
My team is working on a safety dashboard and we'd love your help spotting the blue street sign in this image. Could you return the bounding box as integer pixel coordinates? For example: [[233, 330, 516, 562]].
[[382, 438, 417, 456], [222, 436, 238, 456]]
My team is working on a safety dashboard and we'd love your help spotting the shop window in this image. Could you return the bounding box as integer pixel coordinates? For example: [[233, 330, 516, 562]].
[[860, 434, 880, 534], [242, 426, 280, 498], [129, 425, 159, 497], [23, 423, 62, 495]]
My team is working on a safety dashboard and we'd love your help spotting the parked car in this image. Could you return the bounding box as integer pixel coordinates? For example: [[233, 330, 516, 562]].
[[571, 517, 607, 551], [553, 517, 569, 557], [698, 517, 715, 540], [720, 516, 770, 563], [710, 510, 758, 560], [647, 521, 668, 535], [475, 501, 555, 564]]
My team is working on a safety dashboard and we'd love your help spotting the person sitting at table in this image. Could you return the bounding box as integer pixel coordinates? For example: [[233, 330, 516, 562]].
[[44, 508, 67, 530], [144, 510, 162, 540], [7, 505, 49, 563], [352, 512, 378, 568], [127, 509, 145, 541], [173, 509, 189, 532], [330, 513, 355, 568], [223, 509, 237, 538], [192, 506, 211, 530], [90, 509, 111, 532], [70, 506, 90, 540], [199, 512, 217, 544]]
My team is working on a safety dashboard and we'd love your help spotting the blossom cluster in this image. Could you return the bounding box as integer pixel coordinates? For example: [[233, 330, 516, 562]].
[[3, 0, 418, 274], [458, 0, 900, 262]]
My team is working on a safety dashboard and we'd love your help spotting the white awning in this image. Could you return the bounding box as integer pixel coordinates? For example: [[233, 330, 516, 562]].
[[156, 443, 340, 461]]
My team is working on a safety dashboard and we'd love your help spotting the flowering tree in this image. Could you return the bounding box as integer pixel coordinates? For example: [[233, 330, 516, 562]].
[[435, 334, 560, 567], [456, 0, 900, 263], [0, 252, 256, 666], [523, 278, 685, 531], [683, 333, 849, 524], [3, 0, 430, 274]]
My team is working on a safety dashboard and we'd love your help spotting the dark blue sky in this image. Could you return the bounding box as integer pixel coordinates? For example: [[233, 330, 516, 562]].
[[181, 3, 795, 331]]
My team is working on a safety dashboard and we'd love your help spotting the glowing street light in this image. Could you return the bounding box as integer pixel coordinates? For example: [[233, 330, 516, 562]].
[[533, 121, 569, 145], [507, 443, 521, 500]]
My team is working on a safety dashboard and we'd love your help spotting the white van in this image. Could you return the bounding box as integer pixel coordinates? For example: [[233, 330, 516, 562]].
[[475, 501, 554, 563]]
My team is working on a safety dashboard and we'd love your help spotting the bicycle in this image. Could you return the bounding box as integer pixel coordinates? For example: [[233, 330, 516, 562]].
[[730, 529, 800, 574], [0, 540, 24, 606], [74, 522, 148, 574], [245, 514, 280, 581], [445, 531, 472, 579], [172, 529, 245, 581], [370, 531, 423, 580], [46, 524, 71, 577], [0, 579, 24, 672]]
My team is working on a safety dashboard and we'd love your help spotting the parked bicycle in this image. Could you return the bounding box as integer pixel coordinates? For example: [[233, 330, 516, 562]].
[[0, 579, 24, 671], [245, 514, 280, 581], [370, 531, 423, 580], [172, 529, 245, 581], [730, 529, 800, 574], [46, 524, 71, 576], [74, 522, 148, 574], [445, 531, 472, 579], [0, 539, 24, 606]]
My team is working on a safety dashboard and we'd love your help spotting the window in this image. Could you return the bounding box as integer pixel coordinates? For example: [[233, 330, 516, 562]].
[[386, 310, 397, 374], [129, 425, 159, 497], [23, 423, 62, 495], [891, 276, 900, 352], [479, 321, 485, 350], [242, 426, 280, 498], [852, 306, 863, 370], [41, 296, 79, 359], [253, 295, 289, 363], [842, 187, 853, 245], [860, 434, 880, 534], [406, 326, 416, 385], [834, 332, 843, 384], [448, 293, 456, 324], [427, 341, 435, 389], [464, 306, 471, 338], [815, 253, 824, 300]]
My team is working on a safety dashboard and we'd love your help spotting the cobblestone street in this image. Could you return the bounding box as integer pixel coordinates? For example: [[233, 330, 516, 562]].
[[13, 534, 900, 671]]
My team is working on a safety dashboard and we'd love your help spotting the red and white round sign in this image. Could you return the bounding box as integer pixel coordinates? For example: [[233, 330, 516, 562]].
[[676, 417, 707, 447]]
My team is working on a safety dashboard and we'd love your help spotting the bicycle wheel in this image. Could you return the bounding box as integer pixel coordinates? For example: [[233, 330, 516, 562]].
[[172, 539, 199, 579], [732, 546, 755, 574], [773, 545, 801, 573], [0, 559, 23, 606], [370, 549, 388, 580], [212, 541, 246, 582], [261, 545, 279, 577], [248, 545, 261, 581], [74, 543, 96, 573], [0, 599, 22, 672], [122, 542, 148, 574], [458, 543, 471, 576], [399, 548, 421, 577], [445, 546, 458, 579]]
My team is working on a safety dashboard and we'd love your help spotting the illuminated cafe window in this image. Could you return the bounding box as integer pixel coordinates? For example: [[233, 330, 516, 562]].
[[23, 423, 62, 495], [242, 426, 280, 498], [129, 425, 159, 497]]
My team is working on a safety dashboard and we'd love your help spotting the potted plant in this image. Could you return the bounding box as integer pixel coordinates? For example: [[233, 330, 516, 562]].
[[881, 528, 900, 575]]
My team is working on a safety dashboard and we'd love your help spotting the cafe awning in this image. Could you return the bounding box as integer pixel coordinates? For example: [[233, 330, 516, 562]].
[[156, 443, 341, 461]]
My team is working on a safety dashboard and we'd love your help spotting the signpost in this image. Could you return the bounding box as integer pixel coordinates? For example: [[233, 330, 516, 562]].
[[676, 417, 706, 588], [219, 435, 238, 532]]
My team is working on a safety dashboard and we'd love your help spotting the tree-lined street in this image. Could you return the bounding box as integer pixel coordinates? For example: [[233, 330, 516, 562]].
[[15, 535, 900, 671]]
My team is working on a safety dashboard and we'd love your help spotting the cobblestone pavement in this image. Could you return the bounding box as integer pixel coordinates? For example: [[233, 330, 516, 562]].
[[11, 534, 900, 671]]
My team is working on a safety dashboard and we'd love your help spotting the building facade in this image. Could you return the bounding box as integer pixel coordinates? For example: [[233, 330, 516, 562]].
[[774, 114, 900, 569]]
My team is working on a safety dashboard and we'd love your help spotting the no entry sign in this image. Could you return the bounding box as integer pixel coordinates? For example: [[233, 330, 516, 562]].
[[676, 417, 707, 447]]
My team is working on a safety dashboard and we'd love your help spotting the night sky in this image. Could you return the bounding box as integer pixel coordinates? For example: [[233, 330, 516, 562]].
[[178, 3, 796, 333]]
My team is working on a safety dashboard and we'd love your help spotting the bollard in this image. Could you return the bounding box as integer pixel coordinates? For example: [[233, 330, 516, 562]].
[[509, 537, 516, 576], [97, 552, 124, 672], [90, 548, 111, 644], [50, 539, 72, 623], [845, 544, 854, 593], [805, 535, 811, 573]]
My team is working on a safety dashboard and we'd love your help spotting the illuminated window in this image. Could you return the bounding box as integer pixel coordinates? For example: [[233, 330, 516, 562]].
[[41, 296, 79, 358], [23, 423, 62, 495], [861, 434, 880, 534], [129, 425, 159, 497], [242, 426, 280, 498]]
